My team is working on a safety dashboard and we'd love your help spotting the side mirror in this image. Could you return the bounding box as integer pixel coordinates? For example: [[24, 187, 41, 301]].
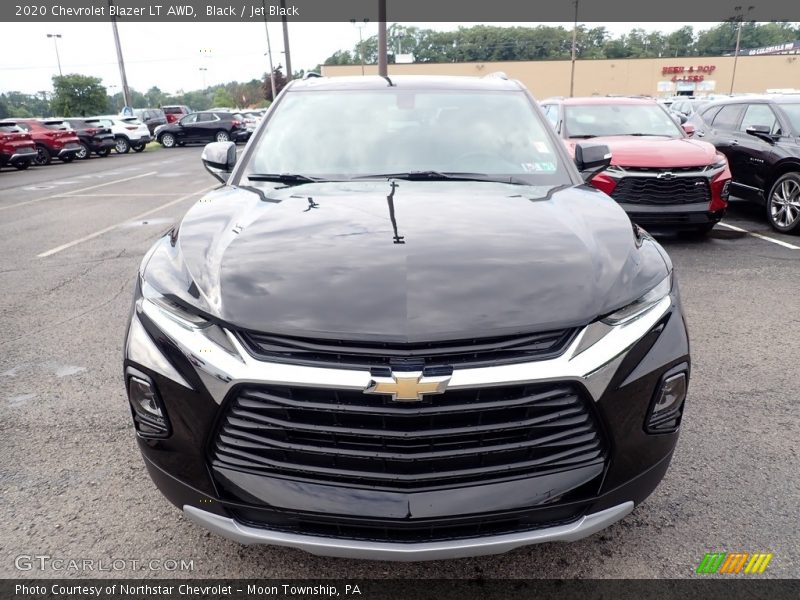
[[681, 122, 696, 136], [745, 125, 776, 144], [574, 143, 612, 182], [201, 141, 237, 183]]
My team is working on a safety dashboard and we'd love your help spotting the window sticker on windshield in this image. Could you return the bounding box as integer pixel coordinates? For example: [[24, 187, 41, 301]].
[[522, 162, 557, 172], [533, 141, 549, 153]]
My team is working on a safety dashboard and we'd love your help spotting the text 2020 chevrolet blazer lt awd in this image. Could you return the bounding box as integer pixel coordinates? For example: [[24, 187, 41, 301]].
[[124, 75, 690, 561]]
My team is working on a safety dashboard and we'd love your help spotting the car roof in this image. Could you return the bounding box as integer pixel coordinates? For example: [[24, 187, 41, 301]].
[[543, 96, 658, 105], [701, 94, 800, 105], [288, 74, 524, 92]]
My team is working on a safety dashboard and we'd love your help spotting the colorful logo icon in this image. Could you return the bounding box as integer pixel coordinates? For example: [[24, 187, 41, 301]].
[[696, 552, 773, 574]]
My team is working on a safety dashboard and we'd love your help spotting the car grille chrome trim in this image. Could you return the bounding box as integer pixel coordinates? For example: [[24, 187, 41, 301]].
[[135, 295, 671, 404]]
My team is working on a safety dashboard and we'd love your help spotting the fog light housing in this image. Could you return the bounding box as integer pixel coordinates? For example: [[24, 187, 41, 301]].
[[646, 367, 688, 433], [126, 369, 170, 438]]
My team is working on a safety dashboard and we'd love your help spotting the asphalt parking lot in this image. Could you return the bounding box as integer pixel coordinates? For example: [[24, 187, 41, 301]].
[[0, 148, 798, 579]]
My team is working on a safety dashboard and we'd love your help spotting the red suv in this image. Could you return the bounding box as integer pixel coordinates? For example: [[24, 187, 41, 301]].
[[541, 97, 731, 234], [162, 105, 191, 124], [0, 122, 38, 171], [7, 119, 82, 166]]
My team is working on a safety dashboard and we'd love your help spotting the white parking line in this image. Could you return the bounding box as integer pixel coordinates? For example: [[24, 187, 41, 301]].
[[717, 222, 800, 250], [0, 171, 157, 212], [37, 185, 216, 258]]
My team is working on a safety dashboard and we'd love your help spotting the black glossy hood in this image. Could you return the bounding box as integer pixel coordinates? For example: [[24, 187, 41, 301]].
[[145, 181, 669, 341]]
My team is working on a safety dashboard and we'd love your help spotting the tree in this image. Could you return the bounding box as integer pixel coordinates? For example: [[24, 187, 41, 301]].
[[262, 67, 288, 102], [211, 87, 235, 108], [51, 74, 107, 117], [0, 95, 8, 119]]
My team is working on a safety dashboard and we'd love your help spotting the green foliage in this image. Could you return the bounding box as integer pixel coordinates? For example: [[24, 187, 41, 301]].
[[324, 22, 800, 64], [51, 74, 107, 117], [211, 87, 235, 107], [262, 67, 288, 102]]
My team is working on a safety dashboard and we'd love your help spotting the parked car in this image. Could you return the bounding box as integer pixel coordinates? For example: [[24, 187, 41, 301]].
[[0, 121, 38, 170], [64, 119, 116, 159], [90, 115, 152, 153], [669, 98, 710, 123], [125, 75, 691, 560], [541, 96, 731, 234], [162, 105, 191, 124], [686, 95, 800, 233], [4, 118, 81, 166], [133, 108, 168, 136], [154, 111, 250, 147]]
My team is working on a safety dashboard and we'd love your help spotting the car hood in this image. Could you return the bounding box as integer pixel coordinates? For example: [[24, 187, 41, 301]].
[[566, 136, 718, 168], [145, 181, 669, 341]]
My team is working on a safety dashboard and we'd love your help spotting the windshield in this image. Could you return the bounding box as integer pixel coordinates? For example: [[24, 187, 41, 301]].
[[247, 89, 570, 184], [780, 103, 800, 133], [565, 104, 683, 138]]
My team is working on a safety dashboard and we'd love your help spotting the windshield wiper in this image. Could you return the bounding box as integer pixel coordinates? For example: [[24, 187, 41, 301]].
[[608, 133, 669, 137], [353, 171, 530, 185], [569, 134, 597, 139], [247, 173, 327, 185]]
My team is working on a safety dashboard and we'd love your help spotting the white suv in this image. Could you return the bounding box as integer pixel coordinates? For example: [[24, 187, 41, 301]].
[[89, 116, 152, 154]]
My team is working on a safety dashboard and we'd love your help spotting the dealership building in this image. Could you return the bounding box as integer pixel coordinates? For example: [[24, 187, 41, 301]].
[[322, 53, 800, 98]]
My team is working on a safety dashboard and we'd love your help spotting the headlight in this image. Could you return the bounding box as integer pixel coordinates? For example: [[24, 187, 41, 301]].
[[601, 273, 672, 326]]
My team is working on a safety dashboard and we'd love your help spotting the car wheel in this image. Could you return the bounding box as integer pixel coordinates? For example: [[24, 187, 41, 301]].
[[12, 159, 30, 170], [766, 173, 800, 234], [132, 143, 146, 153], [76, 143, 90, 160], [96, 148, 111, 157], [115, 137, 131, 154], [34, 145, 51, 166], [215, 130, 230, 142], [159, 133, 176, 148]]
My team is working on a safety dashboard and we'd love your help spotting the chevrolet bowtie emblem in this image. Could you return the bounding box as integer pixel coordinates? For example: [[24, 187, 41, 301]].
[[364, 371, 451, 402]]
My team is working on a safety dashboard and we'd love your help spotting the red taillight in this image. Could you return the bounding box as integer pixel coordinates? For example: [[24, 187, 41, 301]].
[[589, 172, 618, 196]]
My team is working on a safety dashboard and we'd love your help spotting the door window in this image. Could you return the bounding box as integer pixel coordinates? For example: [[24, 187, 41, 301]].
[[180, 114, 198, 125], [740, 104, 780, 135]]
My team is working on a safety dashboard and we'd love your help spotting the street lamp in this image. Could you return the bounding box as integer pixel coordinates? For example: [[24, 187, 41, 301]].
[[199, 67, 208, 89], [569, 1, 579, 97], [47, 33, 63, 77], [351, 18, 368, 76], [729, 6, 753, 95]]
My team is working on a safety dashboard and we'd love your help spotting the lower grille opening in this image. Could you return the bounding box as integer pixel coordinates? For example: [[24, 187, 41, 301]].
[[612, 176, 711, 205]]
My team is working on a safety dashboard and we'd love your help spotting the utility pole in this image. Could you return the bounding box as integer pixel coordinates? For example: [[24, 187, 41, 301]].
[[108, 0, 131, 110], [199, 67, 207, 89], [280, 0, 292, 79], [261, 0, 276, 99], [569, 0, 579, 97], [46, 34, 63, 77], [378, 0, 387, 76], [352, 19, 368, 75]]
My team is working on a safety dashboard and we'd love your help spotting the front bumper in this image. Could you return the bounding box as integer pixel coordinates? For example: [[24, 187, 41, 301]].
[[620, 202, 725, 228], [184, 502, 633, 561], [124, 271, 689, 559]]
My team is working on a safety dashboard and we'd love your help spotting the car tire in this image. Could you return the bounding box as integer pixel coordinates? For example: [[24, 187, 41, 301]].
[[96, 148, 111, 157], [76, 143, 90, 160], [61, 155, 74, 163], [766, 172, 800, 234], [159, 133, 176, 148], [34, 145, 52, 166], [215, 130, 230, 142], [132, 143, 146, 153], [115, 137, 131, 154], [12, 159, 30, 170]]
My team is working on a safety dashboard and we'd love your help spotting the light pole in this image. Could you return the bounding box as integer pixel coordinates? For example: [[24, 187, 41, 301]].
[[108, 0, 132, 110], [729, 7, 752, 95], [378, 0, 387, 77], [47, 33, 63, 77], [279, 0, 292, 79], [351, 18, 368, 75], [569, 0, 579, 97], [199, 67, 208, 89], [261, 0, 276, 100]]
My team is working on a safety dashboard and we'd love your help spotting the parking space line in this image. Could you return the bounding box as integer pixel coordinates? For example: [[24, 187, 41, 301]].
[[717, 222, 800, 250], [0, 171, 157, 212], [37, 185, 216, 258]]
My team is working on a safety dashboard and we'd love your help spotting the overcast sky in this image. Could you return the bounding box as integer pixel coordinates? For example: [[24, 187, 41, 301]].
[[0, 22, 716, 96]]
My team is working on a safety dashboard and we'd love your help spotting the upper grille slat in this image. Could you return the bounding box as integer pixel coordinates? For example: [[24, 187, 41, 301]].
[[238, 328, 577, 369], [211, 382, 607, 491]]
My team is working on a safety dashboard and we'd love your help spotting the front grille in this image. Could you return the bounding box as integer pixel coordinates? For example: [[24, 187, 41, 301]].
[[211, 382, 606, 491], [611, 175, 711, 205], [231, 503, 586, 542], [238, 328, 577, 369]]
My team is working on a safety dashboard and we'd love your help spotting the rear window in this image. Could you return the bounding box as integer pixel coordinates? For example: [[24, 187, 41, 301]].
[[43, 121, 69, 130], [85, 119, 113, 128], [120, 117, 144, 125], [163, 107, 185, 115], [0, 124, 21, 133], [711, 105, 744, 131]]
